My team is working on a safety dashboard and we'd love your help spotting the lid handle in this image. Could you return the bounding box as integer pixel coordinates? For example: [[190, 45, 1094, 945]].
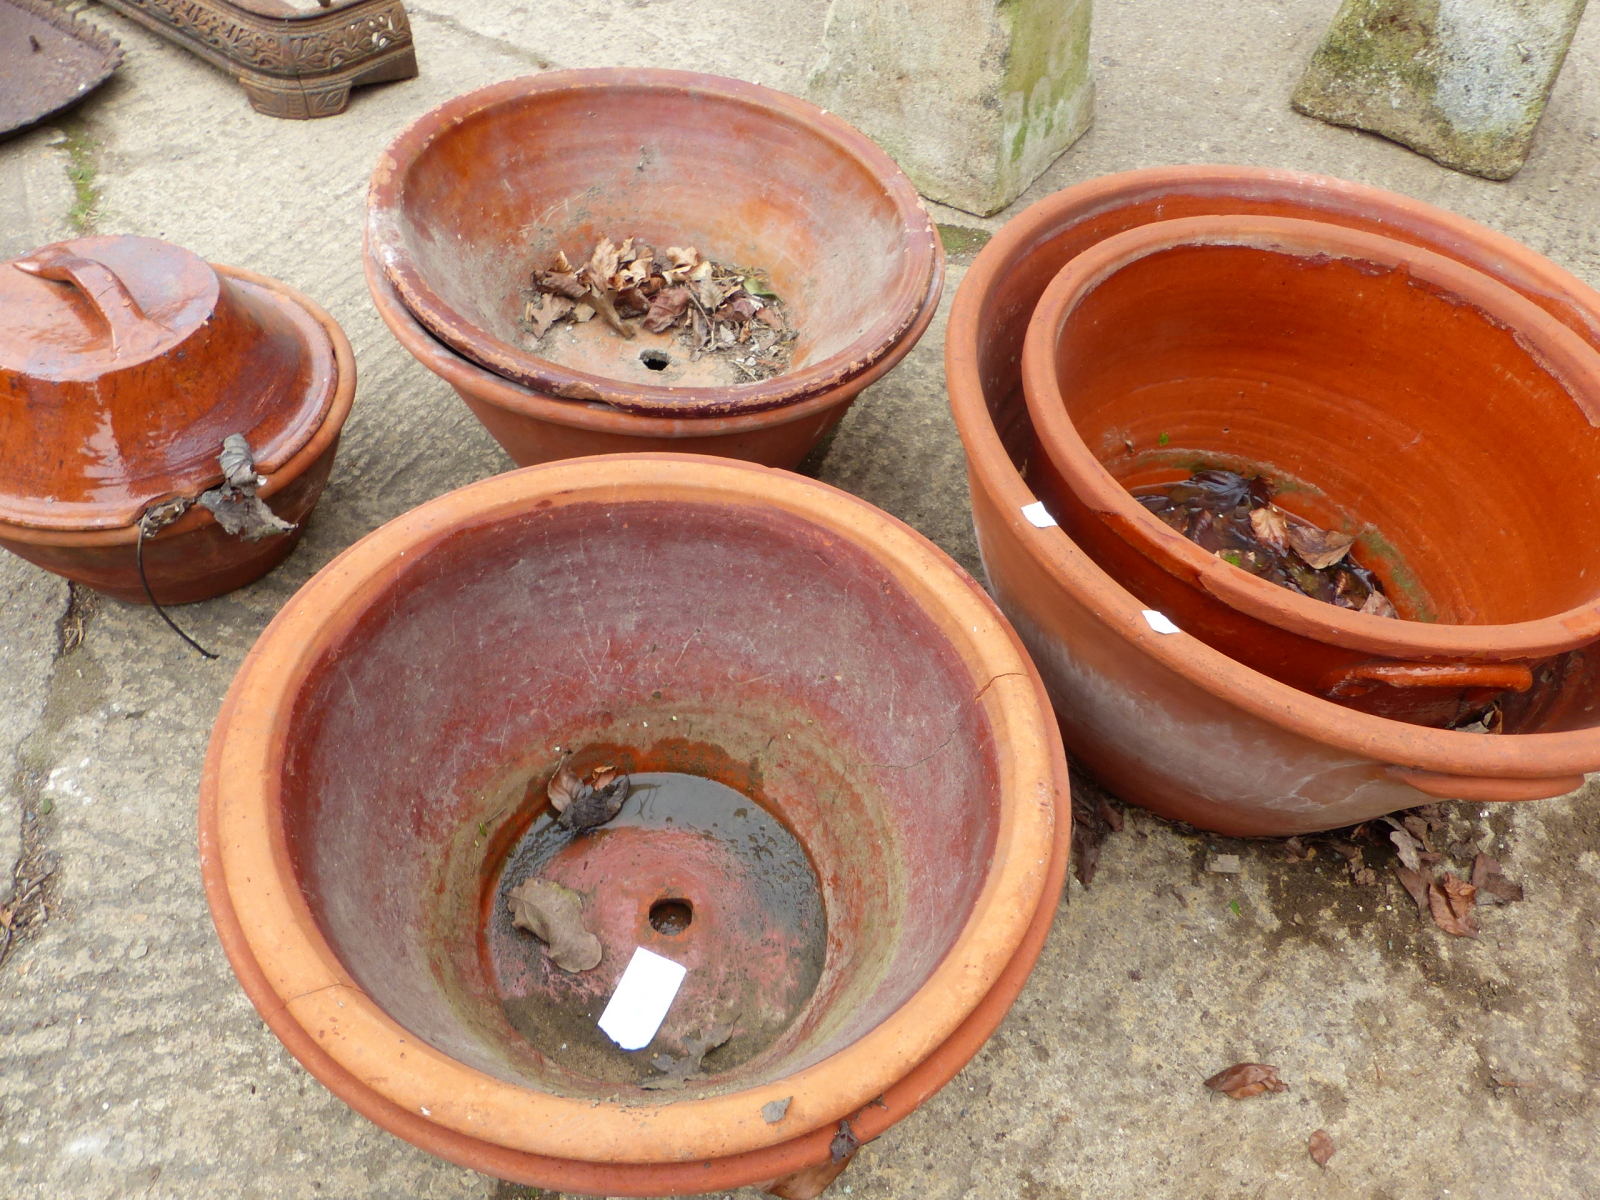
[[13, 247, 171, 358]]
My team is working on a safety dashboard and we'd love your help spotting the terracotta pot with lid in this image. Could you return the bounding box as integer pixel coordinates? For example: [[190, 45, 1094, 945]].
[[0, 235, 355, 605]]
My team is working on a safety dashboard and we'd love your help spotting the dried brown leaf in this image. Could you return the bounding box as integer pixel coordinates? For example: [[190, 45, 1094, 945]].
[[571, 301, 596, 323], [1285, 836, 1313, 862], [1388, 827, 1423, 873], [536, 269, 588, 301], [1472, 853, 1524, 904], [641, 286, 692, 333], [525, 292, 574, 339], [1403, 815, 1432, 849], [507, 878, 601, 972], [1288, 525, 1357, 570], [586, 236, 621, 287], [1308, 1128, 1336, 1167], [1204, 1062, 1288, 1099], [723, 294, 761, 323], [756, 306, 785, 329], [616, 235, 636, 264], [1393, 863, 1432, 916], [1428, 873, 1478, 937], [553, 249, 573, 272], [548, 763, 583, 813], [1360, 591, 1398, 618], [830, 1119, 861, 1163], [614, 286, 651, 318], [1249, 505, 1290, 553], [640, 1019, 734, 1090]]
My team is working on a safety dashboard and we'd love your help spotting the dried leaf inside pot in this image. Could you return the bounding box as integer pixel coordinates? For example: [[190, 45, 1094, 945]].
[[507, 878, 602, 972], [1288, 525, 1357, 570]]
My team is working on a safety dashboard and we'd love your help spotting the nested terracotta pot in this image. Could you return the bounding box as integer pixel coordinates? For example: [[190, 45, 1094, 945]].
[[0, 236, 355, 605], [1020, 214, 1600, 728], [365, 69, 943, 462], [200, 455, 1068, 1197], [365, 252, 929, 471], [947, 165, 1600, 836]]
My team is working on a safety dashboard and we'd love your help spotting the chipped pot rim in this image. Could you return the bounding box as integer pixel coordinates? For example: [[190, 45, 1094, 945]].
[[366, 69, 944, 419], [199, 455, 1059, 1166]]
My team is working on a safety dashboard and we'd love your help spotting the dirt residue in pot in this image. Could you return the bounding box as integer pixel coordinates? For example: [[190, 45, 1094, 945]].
[[489, 770, 826, 1089], [1135, 470, 1397, 615], [520, 236, 797, 381]]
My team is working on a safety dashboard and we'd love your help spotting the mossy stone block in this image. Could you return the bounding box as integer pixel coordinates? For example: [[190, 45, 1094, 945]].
[[1292, 0, 1588, 180]]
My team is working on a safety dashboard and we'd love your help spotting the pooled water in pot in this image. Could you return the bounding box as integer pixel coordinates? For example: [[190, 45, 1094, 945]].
[[1134, 470, 1397, 616], [487, 771, 826, 1088]]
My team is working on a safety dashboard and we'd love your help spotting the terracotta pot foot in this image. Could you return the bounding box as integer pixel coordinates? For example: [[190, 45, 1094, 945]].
[[761, 1152, 855, 1199]]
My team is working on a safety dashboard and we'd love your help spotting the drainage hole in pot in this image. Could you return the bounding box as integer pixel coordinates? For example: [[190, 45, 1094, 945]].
[[640, 349, 671, 371], [649, 897, 693, 934]]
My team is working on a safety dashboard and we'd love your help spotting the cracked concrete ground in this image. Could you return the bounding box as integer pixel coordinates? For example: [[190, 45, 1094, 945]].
[[2, 1, 1598, 1198]]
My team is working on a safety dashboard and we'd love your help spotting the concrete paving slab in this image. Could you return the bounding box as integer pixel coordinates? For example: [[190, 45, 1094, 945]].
[[0, 1, 1598, 1198]]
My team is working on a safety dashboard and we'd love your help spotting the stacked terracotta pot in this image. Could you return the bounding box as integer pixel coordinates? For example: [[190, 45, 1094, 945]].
[[948, 166, 1600, 836], [366, 69, 945, 470]]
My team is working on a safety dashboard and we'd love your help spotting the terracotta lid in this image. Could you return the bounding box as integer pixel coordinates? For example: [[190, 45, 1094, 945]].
[[0, 235, 337, 531]]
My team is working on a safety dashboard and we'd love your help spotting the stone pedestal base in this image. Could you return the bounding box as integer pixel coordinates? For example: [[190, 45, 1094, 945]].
[[1292, 0, 1588, 180], [807, 0, 1094, 217]]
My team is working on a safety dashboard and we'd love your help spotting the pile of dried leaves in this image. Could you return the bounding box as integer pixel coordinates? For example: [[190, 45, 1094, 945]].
[[1286, 803, 1523, 938], [1136, 470, 1396, 616], [522, 236, 796, 379]]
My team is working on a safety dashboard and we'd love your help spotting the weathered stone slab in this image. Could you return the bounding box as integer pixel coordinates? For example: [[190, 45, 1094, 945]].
[[806, 0, 1093, 216], [1292, 0, 1589, 180]]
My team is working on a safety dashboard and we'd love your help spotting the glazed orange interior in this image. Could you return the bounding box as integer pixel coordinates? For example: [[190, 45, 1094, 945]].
[[1051, 243, 1600, 624]]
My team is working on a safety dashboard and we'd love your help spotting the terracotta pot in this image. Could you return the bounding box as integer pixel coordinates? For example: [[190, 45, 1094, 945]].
[[366, 250, 936, 471], [1020, 214, 1600, 727], [0, 238, 355, 604], [200, 455, 1068, 1196], [948, 166, 1600, 836], [366, 69, 943, 421]]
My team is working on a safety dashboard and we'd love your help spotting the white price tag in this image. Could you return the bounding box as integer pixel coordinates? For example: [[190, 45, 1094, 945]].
[[597, 947, 687, 1050]]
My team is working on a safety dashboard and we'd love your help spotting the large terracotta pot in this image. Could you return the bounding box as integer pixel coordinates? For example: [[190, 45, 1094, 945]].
[[1020, 214, 1600, 728], [365, 251, 934, 471], [200, 455, 1068, 1197], [366, 69, 943, 434], [0, 253, 355, 605], [948, 166, 1600, 836]]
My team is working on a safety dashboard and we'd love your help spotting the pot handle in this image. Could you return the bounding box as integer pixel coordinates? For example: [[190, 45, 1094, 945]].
[[1386, 767, 1584, 802], [1326, 662, 1534, 694], [12, 247, 170, 357]]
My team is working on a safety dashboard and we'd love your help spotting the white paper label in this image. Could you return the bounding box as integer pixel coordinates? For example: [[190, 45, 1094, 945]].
[[597, 947, 687, 1050], [1021, 502, 1058, 528], [1142, 609, 1181, 635]]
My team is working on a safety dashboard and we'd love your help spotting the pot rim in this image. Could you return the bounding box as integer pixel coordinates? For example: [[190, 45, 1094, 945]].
[[947, 164, 1600, 777], [199, 454, 1058, 1166], [367, 68, 944, 418], [363, 238, 944, 437], [1021, 213, 1600, 660], [0, 263, 357, 548], [197, 661, 1071, 1193]]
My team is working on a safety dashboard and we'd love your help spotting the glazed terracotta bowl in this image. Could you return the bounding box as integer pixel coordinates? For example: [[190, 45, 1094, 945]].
[[367, 69, 943, 423], [948, 165, 1600, 836], [0, 253, 355, 606], [1020, 214, 1600, 728], [201, 455, 1066, 1195]]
